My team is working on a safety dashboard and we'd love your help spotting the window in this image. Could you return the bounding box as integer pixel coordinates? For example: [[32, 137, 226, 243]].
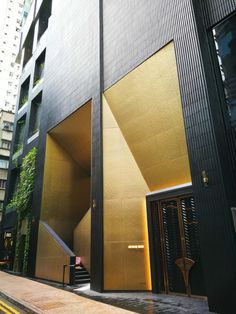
[[0, 180, 7, 189], [23, 27, 34, 67], [3, 121, 14, 131], [29, 92, 42, 137], [14, 115, 26, 153], [213, 13, 236, 127], [212, 12, 236, 173], [34, 50, 45, 86], [0, 159, 9, 169], [1, 140, 11, 150], [37, 0, 52, 41], [19, 76, 30, 109]]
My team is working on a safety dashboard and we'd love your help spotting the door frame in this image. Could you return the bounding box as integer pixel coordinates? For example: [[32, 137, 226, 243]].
[[146, 184, 193, 293]]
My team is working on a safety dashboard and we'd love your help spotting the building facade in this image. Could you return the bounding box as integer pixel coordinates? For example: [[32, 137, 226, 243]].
[[0, 110, 14, 221], [0, 0, 25, 112], [1, 0, 236, 313]]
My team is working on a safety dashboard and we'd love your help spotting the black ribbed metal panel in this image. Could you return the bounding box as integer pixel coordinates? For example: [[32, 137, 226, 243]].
[[201, 0, 236, 28]]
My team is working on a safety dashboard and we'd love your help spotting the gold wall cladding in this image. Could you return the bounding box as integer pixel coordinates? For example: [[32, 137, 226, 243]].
[[103, 97, 151, 290], [104, 42, 191, 191], [73, 208, 91, 272], [41, 135, 90, 247], [50, 101, 91, 174], [35, 222, 70, 284], [40, 101, 92, 247], [103, 42, 191, 291]]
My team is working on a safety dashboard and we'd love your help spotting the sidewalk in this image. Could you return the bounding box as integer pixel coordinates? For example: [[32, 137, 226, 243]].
[[0, 271, 134, 314]]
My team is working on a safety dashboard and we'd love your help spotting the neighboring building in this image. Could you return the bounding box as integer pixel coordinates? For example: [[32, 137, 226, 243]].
[[0, 0, 25, 112], [1, 0, 236, 313], [0, 110, 14, 221]]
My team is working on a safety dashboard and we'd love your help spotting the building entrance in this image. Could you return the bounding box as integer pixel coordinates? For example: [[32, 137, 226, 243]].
[[147, 191, 206, 297]]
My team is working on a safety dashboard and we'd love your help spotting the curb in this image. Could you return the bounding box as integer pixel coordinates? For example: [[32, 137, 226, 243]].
[[0, 290, 43, 314]]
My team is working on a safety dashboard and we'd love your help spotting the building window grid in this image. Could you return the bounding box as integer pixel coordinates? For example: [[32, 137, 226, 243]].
[[1, 140, 11, 150], [0, 159, 9, 169], [0, 180, 7, 189], [3, 121, 14, 132]]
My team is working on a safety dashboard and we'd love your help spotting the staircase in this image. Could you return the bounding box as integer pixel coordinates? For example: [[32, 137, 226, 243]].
[[74, 266, 90, 285]]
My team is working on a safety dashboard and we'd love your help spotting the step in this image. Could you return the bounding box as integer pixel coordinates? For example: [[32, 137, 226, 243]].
[[75, 270, 88, 274], [75, 279, 90, 285], [75, 274, 90, 279]]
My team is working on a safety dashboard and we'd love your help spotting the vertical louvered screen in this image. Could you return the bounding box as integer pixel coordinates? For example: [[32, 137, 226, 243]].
[[160, 199, 185, 293], [180, 196, 200, 261], [159, 195, 206, 296], [180, 196, 206, 296]]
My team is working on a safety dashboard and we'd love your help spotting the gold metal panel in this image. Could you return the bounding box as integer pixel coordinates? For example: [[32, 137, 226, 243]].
[[50, 101, 91, 174], [104, 241, 148, 290], [41, 135, 90, 246], [104, 42, 191, 190], [103, 97, 152, 290], [41, 101, 91, 247], [73, 208, 91, 272], [35, 222, 70, 283], [103, 42, 191, 291]]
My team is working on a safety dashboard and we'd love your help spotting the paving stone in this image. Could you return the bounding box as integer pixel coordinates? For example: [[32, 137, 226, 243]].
[[72, 285, 216, 314]]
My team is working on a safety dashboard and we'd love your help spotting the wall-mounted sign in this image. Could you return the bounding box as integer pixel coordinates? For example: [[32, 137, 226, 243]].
[[4, 232, 12, 238], [128, 245, 144, 250]]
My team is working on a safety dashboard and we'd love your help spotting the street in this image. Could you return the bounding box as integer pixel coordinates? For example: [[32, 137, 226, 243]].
[[0, 296, 26, 314]]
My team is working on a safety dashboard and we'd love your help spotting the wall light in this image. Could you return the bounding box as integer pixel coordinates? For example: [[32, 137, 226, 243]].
[[128, 245, 144, 250]]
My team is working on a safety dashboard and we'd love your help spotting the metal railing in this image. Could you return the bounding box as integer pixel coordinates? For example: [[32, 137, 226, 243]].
[[62, 263, 80, 287]]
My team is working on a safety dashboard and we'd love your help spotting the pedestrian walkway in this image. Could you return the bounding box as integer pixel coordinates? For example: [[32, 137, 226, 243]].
[[73, 285, 213, 314], [0, 271, 134, 313]]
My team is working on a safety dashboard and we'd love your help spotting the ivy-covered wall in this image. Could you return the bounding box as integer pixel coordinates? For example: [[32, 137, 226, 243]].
[[7, 147, 37, 274]]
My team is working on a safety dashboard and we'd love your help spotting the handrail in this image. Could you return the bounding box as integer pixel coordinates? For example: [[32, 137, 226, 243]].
[[62, 263, 80, 287], [41, 221, 75, 257]]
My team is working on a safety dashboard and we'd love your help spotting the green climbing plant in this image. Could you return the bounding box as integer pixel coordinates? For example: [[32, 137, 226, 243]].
[[7, 147, 37, 274]]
